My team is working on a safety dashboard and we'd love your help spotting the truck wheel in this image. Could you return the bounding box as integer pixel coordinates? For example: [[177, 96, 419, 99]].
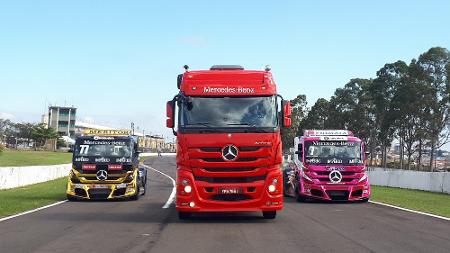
[[178, 211, 192, 220], [295, 186, 307, 202], [67, 195, 77, 201], [130, 187, 140, 201], [282, 171, 290, 197], [142, 181, 147, 196], [262, 211, 276, 219]]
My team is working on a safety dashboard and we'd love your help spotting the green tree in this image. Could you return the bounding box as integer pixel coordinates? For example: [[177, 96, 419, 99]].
[[415, 47, 450, 170], [281, 94, 307, 151], [32, 123, 59, 148], [327, 79, 377, 163], [371, 61, 408, 167], [299, 98, 330, 133]]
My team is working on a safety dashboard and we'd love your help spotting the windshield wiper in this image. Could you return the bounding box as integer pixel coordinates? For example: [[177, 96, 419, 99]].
[[186, 122, 214, 128], [226, 123, 257, 127]]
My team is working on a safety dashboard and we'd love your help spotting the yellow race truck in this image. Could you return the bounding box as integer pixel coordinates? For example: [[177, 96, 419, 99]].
[[66, 129, 147, 200]]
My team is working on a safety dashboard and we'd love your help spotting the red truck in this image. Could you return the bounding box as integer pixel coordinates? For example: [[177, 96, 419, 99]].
[[166, 65, 291, 219]]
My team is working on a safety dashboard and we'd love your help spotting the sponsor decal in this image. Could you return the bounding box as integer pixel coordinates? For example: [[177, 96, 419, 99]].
[[326, 167, 345, 171], [349, 159, 362, 164], [305, 158, 320, 164], [115, 157, 131, 163], [305, 130, 351, 137], [327, 158, 343, 164], [116, 183, 127, 189], [95, 157, 110, 163], [108, 164, 123, 170], [255, 141, 271, 145], [74, 157, 89, 162], [81, 140, 127, 145], [203, 86, 255, 94], [83, 129, 131, 136], [93, 136, 114, 140], [312, 141, 355, 146]]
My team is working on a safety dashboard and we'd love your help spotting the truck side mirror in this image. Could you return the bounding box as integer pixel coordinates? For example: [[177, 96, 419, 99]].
[[282, 100, 292, 127], [177, 74, 183, 89], [166, 101, 174, 128]]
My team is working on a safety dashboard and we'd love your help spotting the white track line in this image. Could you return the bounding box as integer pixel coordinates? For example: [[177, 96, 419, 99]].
[[142, 164, 176, 209], [369, 200, 450, 221], [0, 200, 67, 223]]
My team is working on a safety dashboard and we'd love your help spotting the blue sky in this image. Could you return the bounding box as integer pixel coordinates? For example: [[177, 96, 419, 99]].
[[1, 1, 449, 138]]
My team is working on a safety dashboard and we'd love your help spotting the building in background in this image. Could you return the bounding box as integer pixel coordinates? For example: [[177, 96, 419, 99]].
[[74, 121, 114, 136], [48, 106, 77, 137]]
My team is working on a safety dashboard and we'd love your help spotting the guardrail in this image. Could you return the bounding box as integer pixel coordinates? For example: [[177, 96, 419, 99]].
[[368, 168, 450, 194], [0, 164, 71, 190]]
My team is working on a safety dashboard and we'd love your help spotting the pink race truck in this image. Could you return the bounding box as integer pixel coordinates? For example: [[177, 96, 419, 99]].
[[283, 130, 370, 202]]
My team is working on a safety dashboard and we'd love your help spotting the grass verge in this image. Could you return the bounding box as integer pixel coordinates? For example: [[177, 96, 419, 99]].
[[0, 150, 72, 166], [0, 177, 67, 218], [371, 185, 450, 218]]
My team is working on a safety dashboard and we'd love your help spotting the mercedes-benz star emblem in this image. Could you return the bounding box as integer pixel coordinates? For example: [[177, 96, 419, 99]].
[[96, 170, 108, 181], [222, 145, 238, 161], [329, 170, 342, 184]]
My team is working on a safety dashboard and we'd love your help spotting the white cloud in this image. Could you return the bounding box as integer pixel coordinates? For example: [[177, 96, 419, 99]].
[[0, 112, 15, 120]]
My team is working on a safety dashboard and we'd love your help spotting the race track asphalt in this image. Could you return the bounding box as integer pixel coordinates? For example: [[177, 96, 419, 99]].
[[1, 156, 450, 253]]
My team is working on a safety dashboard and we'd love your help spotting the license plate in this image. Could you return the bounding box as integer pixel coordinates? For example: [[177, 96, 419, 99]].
[[91, 184, 109, 189], [219, 187, 243, 194]]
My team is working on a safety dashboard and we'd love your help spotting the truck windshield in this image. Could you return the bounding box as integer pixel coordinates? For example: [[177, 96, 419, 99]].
[[180, 96, 277, 129], [74, 140, 132, 157], [304, 141, 362, 165]]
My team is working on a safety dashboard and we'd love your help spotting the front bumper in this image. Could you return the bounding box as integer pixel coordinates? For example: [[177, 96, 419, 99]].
[[66, 181, 138, 200], [176, 169, 283, 212], [300, 182, 371, 201]]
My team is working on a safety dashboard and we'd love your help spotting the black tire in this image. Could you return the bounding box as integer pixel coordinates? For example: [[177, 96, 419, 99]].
[[295, 186, 307, 202], [262, 211, 277, 219], [67, 195, 77, 201], [178, 211, 192, 220], [142, 180, 147, 196], [282, 171, 290, 197], [360, 198, 369, 203], [130, 187, 140, 201]]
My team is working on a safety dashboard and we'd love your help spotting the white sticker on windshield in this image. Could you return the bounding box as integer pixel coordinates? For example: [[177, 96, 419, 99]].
[[79, 145, 90, 155]]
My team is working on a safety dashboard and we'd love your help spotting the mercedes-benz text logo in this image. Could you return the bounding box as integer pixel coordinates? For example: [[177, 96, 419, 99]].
[[96, 170, 108, 181], [329, 170, 343, 184], [222, 145, 239, 161]]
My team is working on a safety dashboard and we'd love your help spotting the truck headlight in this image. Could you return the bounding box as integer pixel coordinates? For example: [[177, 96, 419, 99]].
[[268, 178, 278, 192], [70, 171, 81, 183], [184, 185, 192, 193], [358, 173, 368, 183], [124, 174, 134, 183], [268, 185, 276, 192], [302, 172, 314, 183]]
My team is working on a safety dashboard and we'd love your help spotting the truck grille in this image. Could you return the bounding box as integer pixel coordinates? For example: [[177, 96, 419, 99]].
[[88, 189, 111, 199], [189, 146, 272, 166], [202, 167, 257, 172], [326, 190, 349, 201], [315, 171, 358, 183], [194, 175, 266, 183], [201, 157, 260, 162]]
